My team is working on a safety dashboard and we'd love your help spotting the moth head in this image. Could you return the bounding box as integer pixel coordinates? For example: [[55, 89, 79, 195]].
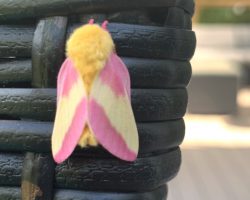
[[66, 19, 114, 71]]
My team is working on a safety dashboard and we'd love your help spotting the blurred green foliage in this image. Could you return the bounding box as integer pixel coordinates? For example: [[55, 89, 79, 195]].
[[199, 7, 250, 23]]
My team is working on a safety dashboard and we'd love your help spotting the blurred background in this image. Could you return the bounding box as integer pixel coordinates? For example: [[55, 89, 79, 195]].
[[168, 0, 250, 199]]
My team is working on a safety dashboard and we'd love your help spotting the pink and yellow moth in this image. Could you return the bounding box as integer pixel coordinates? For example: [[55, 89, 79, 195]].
[[51, 20, 139, 164]]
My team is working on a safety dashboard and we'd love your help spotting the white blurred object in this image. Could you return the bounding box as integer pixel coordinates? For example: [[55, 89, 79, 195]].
[[183, 114, 250, 148], [194, 25, 250, 62]]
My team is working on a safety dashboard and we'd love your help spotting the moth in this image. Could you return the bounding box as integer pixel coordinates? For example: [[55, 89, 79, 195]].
[[51, 20, 139, 164]]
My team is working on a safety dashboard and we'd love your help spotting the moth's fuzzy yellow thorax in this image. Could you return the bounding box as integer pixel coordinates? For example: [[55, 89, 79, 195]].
[[66, 24, 114, 94]]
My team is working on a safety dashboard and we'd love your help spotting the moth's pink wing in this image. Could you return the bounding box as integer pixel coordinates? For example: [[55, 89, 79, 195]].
[[52, 58, 87, 164], [116, 56, 131, 97], [89, 53, 139, 161]]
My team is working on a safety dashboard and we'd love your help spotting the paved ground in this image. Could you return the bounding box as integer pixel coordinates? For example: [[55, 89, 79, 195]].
[[172, 24, 250, 200], [168, 148, 250, 200], [168, 114, 250, 200]]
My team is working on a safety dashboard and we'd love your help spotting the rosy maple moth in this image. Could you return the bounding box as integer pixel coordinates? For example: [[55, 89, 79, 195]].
[[51, 20, 139, 164]]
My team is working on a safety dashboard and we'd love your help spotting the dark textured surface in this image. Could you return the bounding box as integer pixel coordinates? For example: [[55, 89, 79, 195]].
[[0, 153, 23, 186], [0, 59, 31, 86], [69, 23, 196, 60], [107, 10, 155, 26], [0, 25, 34, 58], [165, 7, 192, 30], [132, 89, 187, 122], [137, 120, 185, 156], [124, 58, 192, 88], [0, 149, 180, 191], [80, 14, 108, 24], [0, 0, 194, 22], [0, 88, 187, 121], [0, 23, 196, 60], [55, 149, 181, 192], [0, 119, 185, 156], [106, 23, 195, 60], [0, 187, 21, 200], [21, 153, 55, 200], [0, 121, 52, 153], [0, 58, 191, 89], [0, 89, 55, 121], [32, 17, 68, 88], [54, 185, 168, 200], [25, 16, 61, 200], [83, 8, 192, 28], [0, 185, 167, 200]]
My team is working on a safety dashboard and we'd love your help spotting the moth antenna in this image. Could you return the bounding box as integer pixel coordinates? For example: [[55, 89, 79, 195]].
[[102, 20, 109, 30], [89, 19, 95, 24]]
